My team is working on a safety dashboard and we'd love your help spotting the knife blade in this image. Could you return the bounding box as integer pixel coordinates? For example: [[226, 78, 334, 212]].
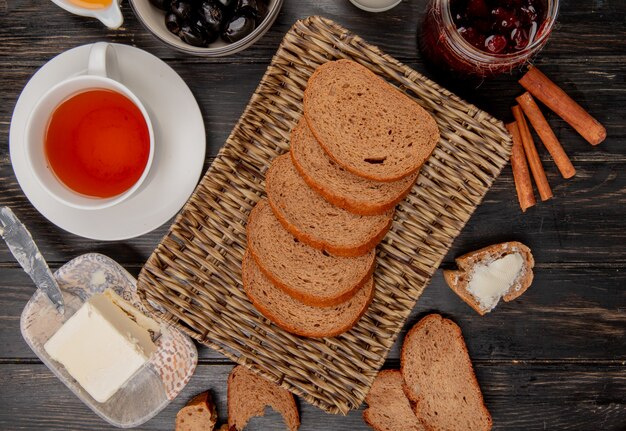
[[0, 207, 65, 314]]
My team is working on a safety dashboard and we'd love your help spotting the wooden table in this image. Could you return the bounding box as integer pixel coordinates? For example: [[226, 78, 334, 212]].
[[1, 0, 624, 429]]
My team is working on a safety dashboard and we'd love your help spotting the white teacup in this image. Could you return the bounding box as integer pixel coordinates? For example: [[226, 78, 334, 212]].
[[50, 0, 124, 29], [25, 42, 154, 211]]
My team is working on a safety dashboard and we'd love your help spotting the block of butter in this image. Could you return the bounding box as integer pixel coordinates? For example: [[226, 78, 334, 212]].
[[44, 289, 157, 403]]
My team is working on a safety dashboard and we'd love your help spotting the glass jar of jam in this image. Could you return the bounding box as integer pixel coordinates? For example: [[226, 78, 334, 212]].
[[419, 0, 559, 78]]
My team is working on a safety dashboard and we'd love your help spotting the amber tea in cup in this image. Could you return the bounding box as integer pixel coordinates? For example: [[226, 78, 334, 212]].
[[44, 89, 151, 199], [68, 0, 113, 8]]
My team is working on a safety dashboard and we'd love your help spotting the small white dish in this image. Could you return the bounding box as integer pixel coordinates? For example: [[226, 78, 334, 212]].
[[10, 43, 206, 240], [20, 253, 198, 428], [349, 0, 401, 13], [50, 0, 124, 29]]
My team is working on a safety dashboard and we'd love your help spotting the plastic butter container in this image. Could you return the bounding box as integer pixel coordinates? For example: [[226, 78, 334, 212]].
[[20, 253, 197, 428]]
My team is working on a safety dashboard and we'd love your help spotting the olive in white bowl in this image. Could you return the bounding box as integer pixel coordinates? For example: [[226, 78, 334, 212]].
[[129, 0, 283, 56]]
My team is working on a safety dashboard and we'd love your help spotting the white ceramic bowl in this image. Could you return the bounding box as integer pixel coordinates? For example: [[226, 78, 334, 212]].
[[129, 0, 283, 56]]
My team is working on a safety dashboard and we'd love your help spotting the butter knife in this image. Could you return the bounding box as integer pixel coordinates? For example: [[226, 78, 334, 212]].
[[0, 207, 65, 314]]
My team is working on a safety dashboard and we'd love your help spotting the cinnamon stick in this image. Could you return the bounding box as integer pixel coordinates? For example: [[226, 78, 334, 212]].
[[506, 121, 536, 212], [511, 105, 553, 201], [516, 92, 576, 179], [519, 67, 606, 146]]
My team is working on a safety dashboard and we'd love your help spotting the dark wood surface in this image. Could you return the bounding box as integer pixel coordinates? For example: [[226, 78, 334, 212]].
[[1, 0, 625, 429]]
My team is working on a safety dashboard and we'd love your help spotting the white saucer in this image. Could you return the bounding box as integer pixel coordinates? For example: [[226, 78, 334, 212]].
[[10, 43, 206, 241]]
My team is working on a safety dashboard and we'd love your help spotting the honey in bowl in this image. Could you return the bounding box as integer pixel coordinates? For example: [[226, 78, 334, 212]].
[[68, 0, 113, 9], [44, 89, 150, 199]]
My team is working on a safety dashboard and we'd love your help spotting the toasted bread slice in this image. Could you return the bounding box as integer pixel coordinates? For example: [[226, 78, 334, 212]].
[[246, 199, 376, 306], [443, 241, 534, 315], [363, 370, 425, 431], [228, 365, 300, 431], [242, 249, 374, 337], [303, 59, 439, 182], [290, 118, 418, 216], [401, 314, 492, 431], [266, 154, 393, 257], [175, 391, 218, 431]]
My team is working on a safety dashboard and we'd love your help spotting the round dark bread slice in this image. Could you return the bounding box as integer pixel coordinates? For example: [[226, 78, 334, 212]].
[[227, 365, 300, 431], [266, 153, 393, 257], [290, 118, 418, 216], [242, 250, 374, 338], [303, 59, 440, 182], [401, 314, 493, 431], [363, 370, 425, 431], [246, 199, 376, 306]]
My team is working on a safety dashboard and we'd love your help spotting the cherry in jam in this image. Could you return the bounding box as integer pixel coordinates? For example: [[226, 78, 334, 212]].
[[451, 0, 548, 54]]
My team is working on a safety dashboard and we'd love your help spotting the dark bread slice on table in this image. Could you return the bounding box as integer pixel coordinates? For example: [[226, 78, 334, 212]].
[[363, 370, 425, 431], [266, 154, 393, 257], [246, 199, 375, 306], [290, 118, 418, 216], [303, 59, 440, 182], [175, 391, 218, 431], [443, 241, 534, 316], [242, 249, 374, 338], [401, 314, 492, 431], [228, 365, 300, 431]]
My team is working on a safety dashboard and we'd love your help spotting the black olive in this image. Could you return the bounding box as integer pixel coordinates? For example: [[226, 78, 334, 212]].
[[179, 23, 207, 47], [171, 0, 194, 20], [199, 1, 224, 35], [165, 11, 182, 34], [216, 0, 236, 14], [149, 0, 171, 11], [254, 1, 267, 24], [221, 14, 255, 43], [236, 0, 258, 17]]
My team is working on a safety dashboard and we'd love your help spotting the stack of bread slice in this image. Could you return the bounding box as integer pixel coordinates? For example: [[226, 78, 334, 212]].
[[243, 60, 440, 338]]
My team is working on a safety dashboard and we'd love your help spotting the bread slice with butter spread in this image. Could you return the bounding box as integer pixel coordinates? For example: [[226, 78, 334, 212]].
[[443, 241, 534, 315]]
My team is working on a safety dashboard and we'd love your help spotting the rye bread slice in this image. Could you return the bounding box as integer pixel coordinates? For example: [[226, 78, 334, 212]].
[[303, 59, 440, 182], [246, 199, 376, 306], [227, 365, 300, 431], [242, 249, 374, 337], [175, 391, 218, 431], [401, 314, 492, 431], [443, 241, 534, 316], [363, 370, 425, 431], [290, 118, 418, 216], [266, 153, 393, 257]]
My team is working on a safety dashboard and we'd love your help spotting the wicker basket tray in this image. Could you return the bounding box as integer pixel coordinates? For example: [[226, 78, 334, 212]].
[[137, 16, 512, 415]]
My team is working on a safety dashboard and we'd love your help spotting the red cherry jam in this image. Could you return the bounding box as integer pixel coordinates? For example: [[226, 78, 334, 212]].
[[451, 0, 548, 54], [418, 0, 557, 78]]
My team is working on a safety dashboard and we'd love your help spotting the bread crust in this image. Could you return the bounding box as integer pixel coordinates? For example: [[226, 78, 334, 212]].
[[246, 200, 376, 307], [289, 121, 418, 216], [175, 391, 217, 431], [363, 370, 425, 431], [265, 154, 393, 257], [267, 194, 393, 257], [303, 60, 440, 183], [242, 250, 375, 338], [400, 314, 493, 431], [227, 365, 300, 431], [443, 241, 534, 315]]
